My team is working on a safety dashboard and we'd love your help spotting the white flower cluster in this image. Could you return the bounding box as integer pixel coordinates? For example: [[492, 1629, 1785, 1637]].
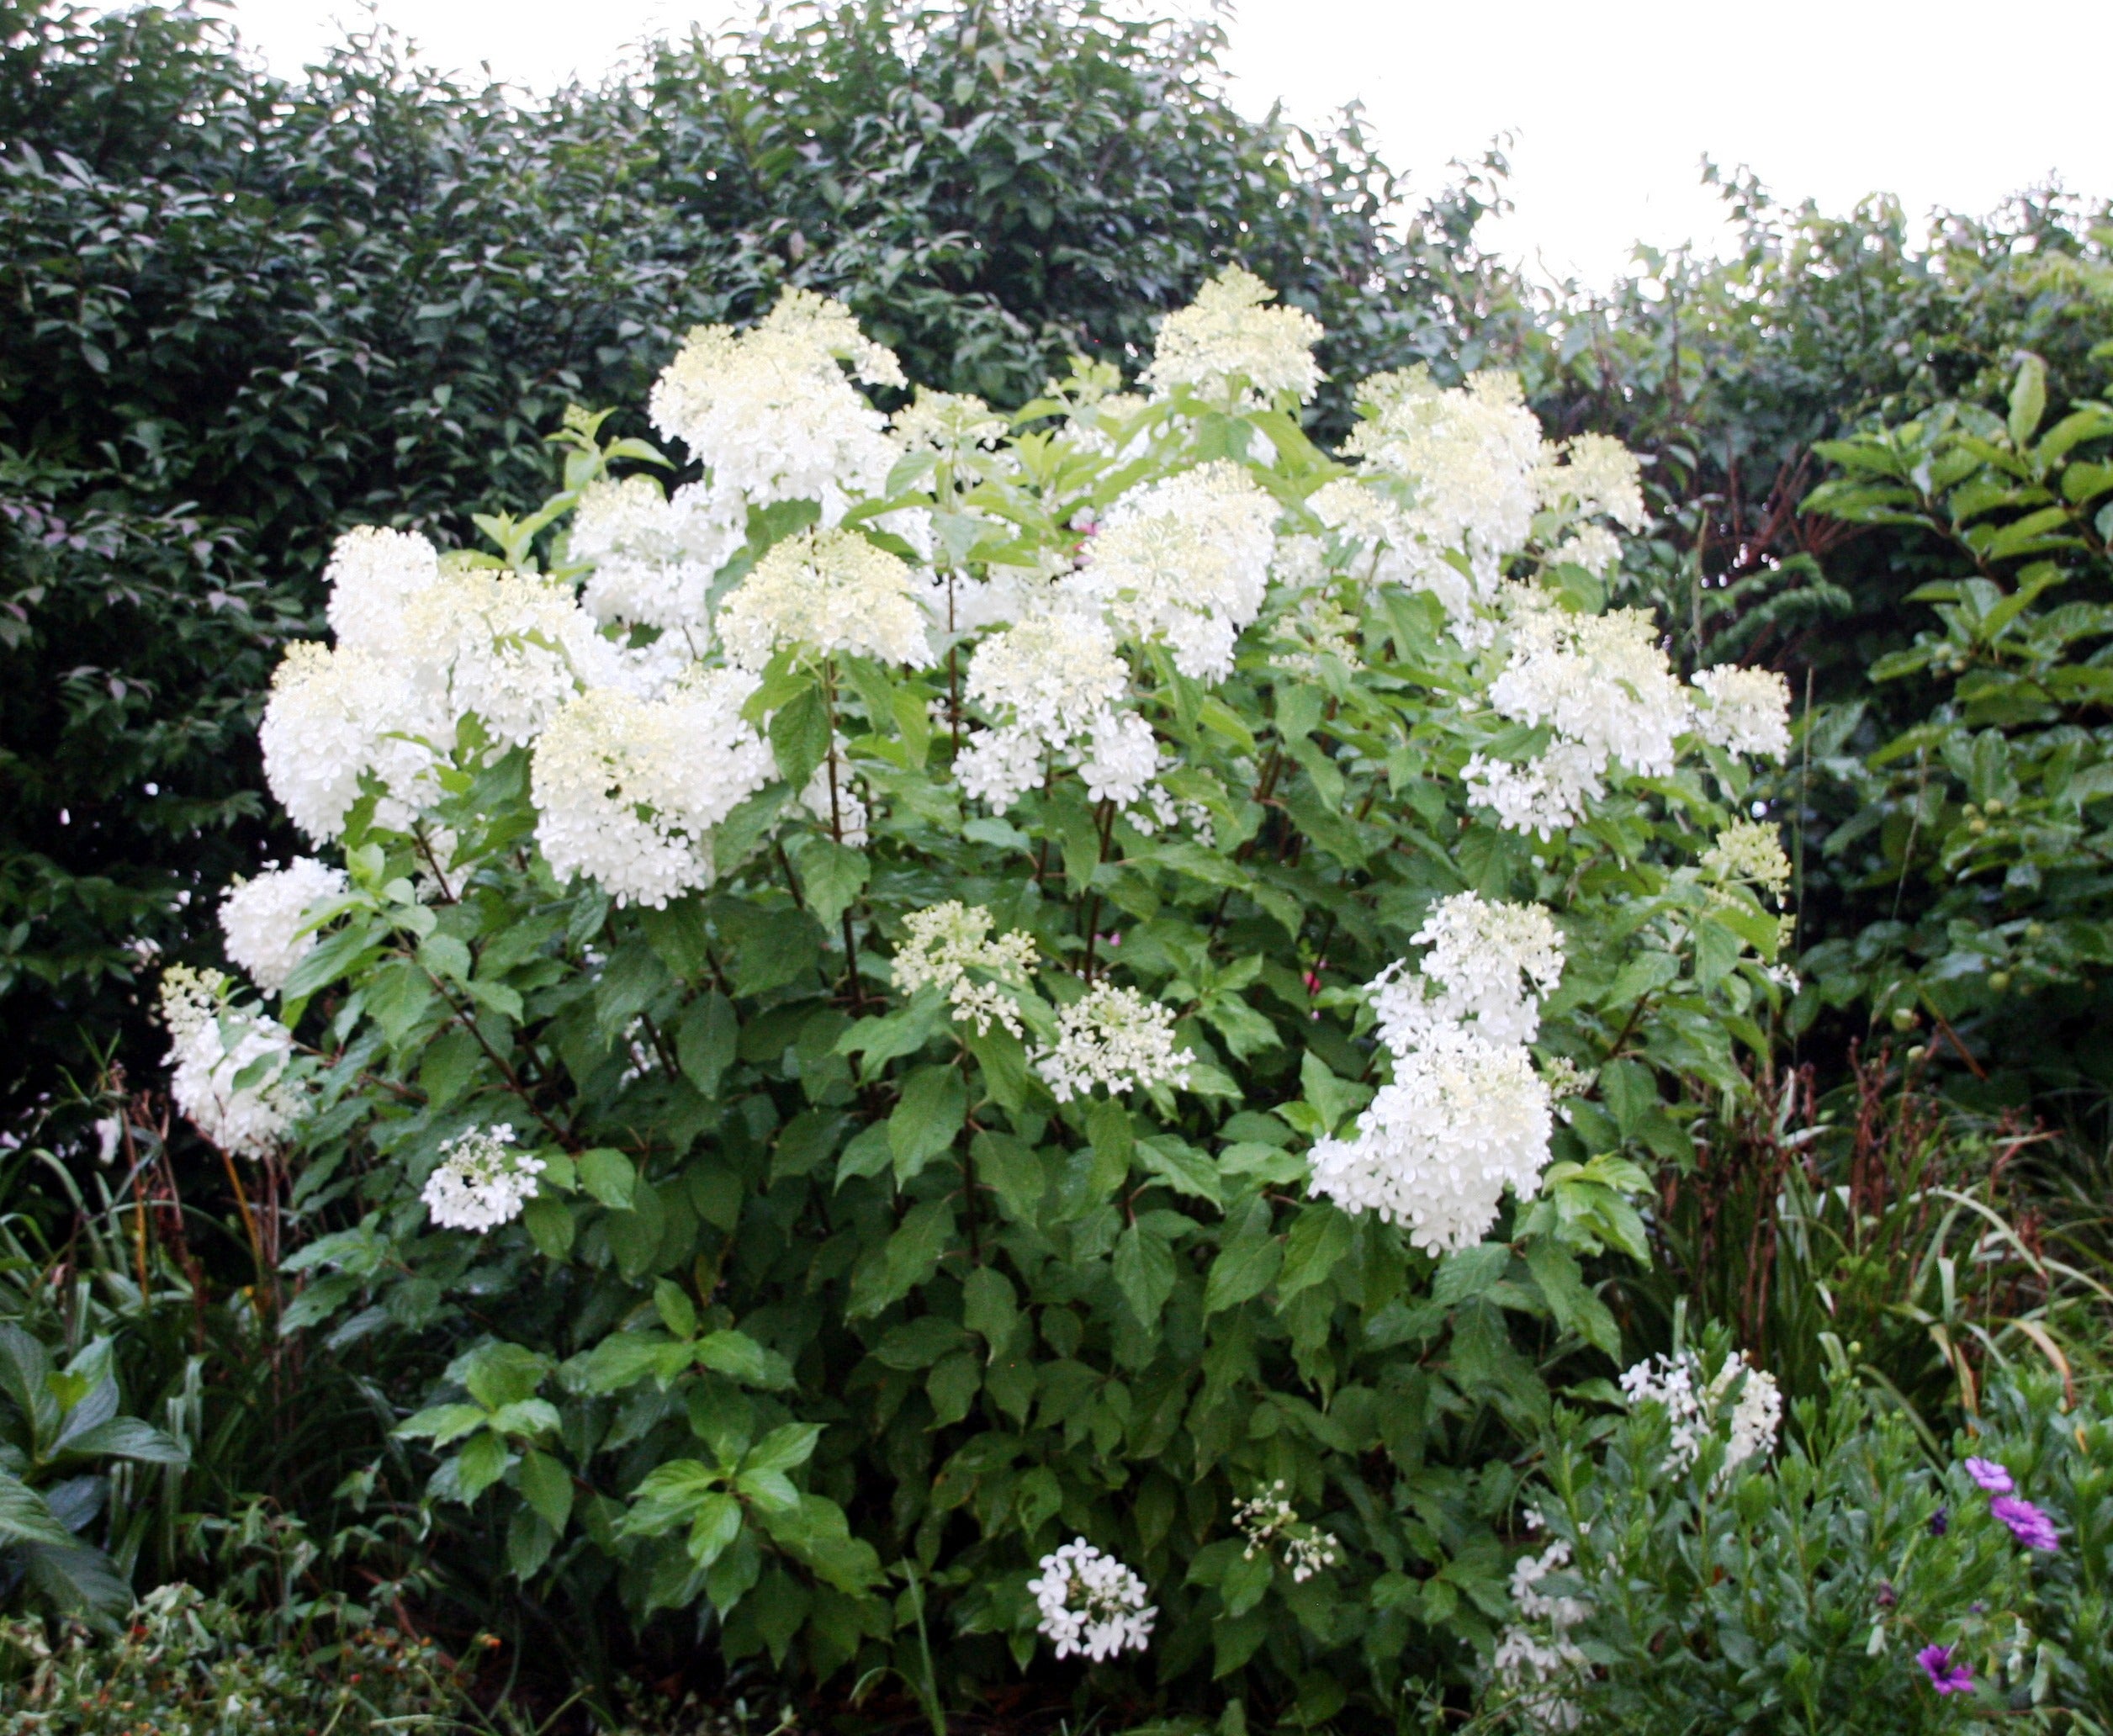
[[1141, 266, 1324, 408], [648, 289, 904, 540], [263, 523, 653, 844], [531, 670, 772, 908], [1347, 370, 1547, 599], [1371, 892, 1566, 1050], [892, 388, 1007, 457], [1322, 376, 1647, 632], [323, 525, 442, 650], [1701, 820, 1793, 904], [219, 857, 349, 996], [1537, 433, 1648, 533], [1618, 1348, 1783, 1479], [1071, 462, 1278, 680], [569, 474, 740, 643], [891, 901, 1039, 1037], [159, 966, 305, 1158], [955, 611, 1152, 811], [1232, 1481, 1342, 1583], [402, 570, 624, 751], [259, 639, 443, 842], [1311, 893, 1563, 1252], [1468, 593, 1692, 836], [1690, 664, 1793, 760], [421, 1124, 547, 1232], [1491, 1538, 1590, 1732], [715, 527, 929, 671], [1026, 1538, 1156, 1663], [1035, 983, 1192, 1102]]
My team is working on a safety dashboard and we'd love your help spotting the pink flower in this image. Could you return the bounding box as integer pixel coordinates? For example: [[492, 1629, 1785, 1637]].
[[1990, 1495, 2060, 1552], [1962, 1457, 2013, 1494], [1917, 1643, 1973, 1695]]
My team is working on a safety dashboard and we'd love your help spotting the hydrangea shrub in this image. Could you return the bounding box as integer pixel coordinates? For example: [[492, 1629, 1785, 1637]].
[[162, 271, 1798, 1715]]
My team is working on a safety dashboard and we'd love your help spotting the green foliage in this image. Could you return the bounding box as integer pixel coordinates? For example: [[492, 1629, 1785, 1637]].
[[1637, 1051, 2105, 1428], [0, 1320, 186, 1628], [2, 1581, 494, 1732], [1795, 354, 2113, 1104], [0, 0, 1505, 1130], [1490, 1354, 2113, 1734]]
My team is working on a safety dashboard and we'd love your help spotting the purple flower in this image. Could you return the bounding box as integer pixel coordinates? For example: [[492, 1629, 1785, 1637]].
[[1917, 1643, 1974, 1696], [1990, 1495, 2061, 1552], [1963, 1456, 2014, 1494], [1928, 1504, 1949, 1538]]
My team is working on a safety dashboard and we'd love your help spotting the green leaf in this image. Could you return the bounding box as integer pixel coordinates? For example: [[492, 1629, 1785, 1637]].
[[686, 1491, 745, 1566], [848, 1199, 956, 1318], [677, 992, 739, 1098], [1275, 1204, 1353, 1302], [2009, 352, 2048, 450], [454, 1430, 512, 1503], [577, 1148, 638, 1209], [0, 1474, 76, 1548], [768, 684, 831, 791], [742, 1422, 823, 1475], [460, 1342, 552, 1411], [55, 1416, 188, 1465], [522, 1195, 577, 1261], [790, 835, 868, 926], [696, 1330, 784, 1387], [654, 1278, 699, 1342], [889, 1064, 967, 1184], [1136, 1134, 1223, 1207], [1114, 1220, 1178, 1327], [1432, 1243, 1512, 1305], [971, 1132, 1047, 1225], [1523, 1241, 1619, 1356], [518, 1448, 574, 1532], [1204, 1199, 1282, 1315], [507, 1505, 555, 1579]]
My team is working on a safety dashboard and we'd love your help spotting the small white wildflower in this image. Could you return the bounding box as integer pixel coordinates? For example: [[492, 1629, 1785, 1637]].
[[1620, 1348, 1782, 1479], [259, 640, 447, 842], [892, 901, 1039, 1038], [1141, 266, 1324, 409], [715, 528, 929, 671], [219, 857, 350, 995], [1492, 1538, 1590, 1731], [800, 746, 870, 847], [1347, 369, 1548, 598], [1536, 432, 1648, 532], [1701, 820, 1793, 904], [1026, 1538, 1156, 1663], [421, 1125, 547, 1233], [159, 966, 304, 1158], [1690, 664, 1793, 760], [1232, 1481, 1342, 1583], [1489, 595, 1691, 782], [1036, 984, 1192, 1102], [399, 570, 623, 752], [1549, 524, 1623, 578], [891, 387, 1007, 456]]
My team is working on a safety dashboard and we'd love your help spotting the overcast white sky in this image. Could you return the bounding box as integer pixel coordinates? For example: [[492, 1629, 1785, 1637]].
[[200, 0, 2113, 286]]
